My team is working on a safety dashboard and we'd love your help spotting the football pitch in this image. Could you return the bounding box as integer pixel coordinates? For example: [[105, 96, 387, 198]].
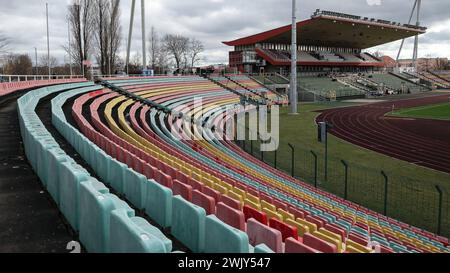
[[391, 101, 450, 120]]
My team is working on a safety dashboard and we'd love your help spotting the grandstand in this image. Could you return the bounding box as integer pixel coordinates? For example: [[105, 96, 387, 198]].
[[365, 73, 428, 93], [2, 75, 449, 253], [412, 71, 450, 89], [223, 9, 428, 100], [298, 76, 366, 99]]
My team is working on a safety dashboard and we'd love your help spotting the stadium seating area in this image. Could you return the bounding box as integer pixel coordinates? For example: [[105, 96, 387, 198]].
[[11, 76, 450, 253], [415, 71, 450, 89], [256, 48, 382, 64], [367, 73, 425, 93], [0, 78, 87, 97], [210, 74, 288, 105], [299, 76, 366, 99]]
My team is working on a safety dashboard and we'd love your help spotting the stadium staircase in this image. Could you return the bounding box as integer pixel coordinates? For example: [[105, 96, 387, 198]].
[[2, 76, 450, 253]]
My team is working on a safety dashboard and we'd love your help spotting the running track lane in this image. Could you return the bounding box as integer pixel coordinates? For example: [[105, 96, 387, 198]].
[[316, 94, 450, 173]]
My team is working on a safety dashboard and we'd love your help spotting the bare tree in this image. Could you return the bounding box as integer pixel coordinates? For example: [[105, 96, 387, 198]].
[[188, 38, 204, 68], [162, 34, 189, 71], [40, 55, 58, 72], [67, 0, 95, 75], [0, 34, 9, 55], [3, 54, 33, 75], [148, 26, 160, 71], [93, 0, 121, 75]]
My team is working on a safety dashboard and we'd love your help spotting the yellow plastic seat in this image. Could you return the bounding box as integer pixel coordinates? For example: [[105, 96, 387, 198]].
[[313, 231, 342, 253], [277, 209, 295, 222], [285, 219, 309, 237], [262, 207, 283, 221], [346, 240, 371, 253]]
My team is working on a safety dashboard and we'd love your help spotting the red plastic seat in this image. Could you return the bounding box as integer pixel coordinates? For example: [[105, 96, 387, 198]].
[[306, 215, 325, 229], [324, 223, 346, 241], [247, 218, 283, 253], [272, 198, 288, 211], [285, 238, 322, 253], [143, 163, 157, 180], [303, 233, 338, 253], [192, 190, 215, 215], [173, 180, 193, 201], [201, 186, 221, 204], [216, 202, 246, 231], [243, 205, 268, 225], [288, 206, 305, 220], [187, 178, 204, 192], [268, 218, 298, 242], [221, 194, 242, 210], [155, 170, 173, 188]]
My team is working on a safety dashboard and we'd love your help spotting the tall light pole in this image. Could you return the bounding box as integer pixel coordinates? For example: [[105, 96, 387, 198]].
[[46, 2, 51, 78], [141, 0, 147, 69], [290, 0, 298, 115]]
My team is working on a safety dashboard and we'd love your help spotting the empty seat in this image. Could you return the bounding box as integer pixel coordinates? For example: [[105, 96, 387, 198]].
[[171, 195, 206, 252], [221, 194, 242, 210], [110, 209, 171, 253], [192, 190, 215, 215], [216, 202, 246, 231], [204, 215, 250, 253], [247, 218, 283, 253], [269, 218, 298, 241], [243, 205, 268, 225], [173, 180, 193, 201], [285, 238, 322, 253], [303, 233, 338, 253]]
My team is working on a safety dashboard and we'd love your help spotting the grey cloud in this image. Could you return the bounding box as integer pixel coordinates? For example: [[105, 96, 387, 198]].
[[0, 0, 449, 66]]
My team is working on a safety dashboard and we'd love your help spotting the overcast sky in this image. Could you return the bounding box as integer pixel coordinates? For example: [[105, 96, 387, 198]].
[[0, 0, 449, 66]]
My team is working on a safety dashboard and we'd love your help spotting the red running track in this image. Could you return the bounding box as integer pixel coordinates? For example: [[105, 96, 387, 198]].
[[316, 94, 450, 173]]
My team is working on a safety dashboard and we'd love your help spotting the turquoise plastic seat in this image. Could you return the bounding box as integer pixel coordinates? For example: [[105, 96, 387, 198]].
[[171, 195, 206, 253], [144, 179, 173, 228], [204, 215, 250, 253]]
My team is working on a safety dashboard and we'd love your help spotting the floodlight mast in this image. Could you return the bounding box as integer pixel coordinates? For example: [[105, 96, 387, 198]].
[[412, 0, 422, 71], [126, 0, 148, 74], [126, 0, 136, 75], [396, 0, 418, 67], [290, 0, 298, 115]]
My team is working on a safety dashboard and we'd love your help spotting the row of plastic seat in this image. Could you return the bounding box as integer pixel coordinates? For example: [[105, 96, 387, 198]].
[[65, 86, 276, 253], [68, 75, 448, 252], [0, 78, 87, 97], [17, 83, 173, 253], [78, 78, 380, 251], [106, 75, 450, 252]]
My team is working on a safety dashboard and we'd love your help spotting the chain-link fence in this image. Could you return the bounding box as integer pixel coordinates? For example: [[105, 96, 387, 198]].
[[238, 138, 450, 238]]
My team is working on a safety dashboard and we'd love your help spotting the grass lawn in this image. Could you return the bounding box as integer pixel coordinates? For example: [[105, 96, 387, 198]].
[[241, 102, 450, 237], [391, 101, 450, 120]]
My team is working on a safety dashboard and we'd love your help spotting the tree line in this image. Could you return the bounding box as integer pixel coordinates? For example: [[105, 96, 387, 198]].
[[1, 0, 205, 77]]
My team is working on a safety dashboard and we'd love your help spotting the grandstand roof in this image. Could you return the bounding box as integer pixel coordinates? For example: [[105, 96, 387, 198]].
[[223, 10, 426, 49]]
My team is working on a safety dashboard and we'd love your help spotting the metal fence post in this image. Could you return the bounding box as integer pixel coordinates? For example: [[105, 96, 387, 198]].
[[341, 160, 348, 200], [381, 171, 388, 216], [250, 140, 253, 155], [261, 149, 264, 162], [274, 149, 278, 169], [288, 143, 295, 177], [435, 185, 443, 236], [311, 151, 318, 188]]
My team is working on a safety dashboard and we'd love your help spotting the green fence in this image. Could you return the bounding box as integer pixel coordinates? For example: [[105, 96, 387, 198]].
[[239, 138, 450, 238]]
